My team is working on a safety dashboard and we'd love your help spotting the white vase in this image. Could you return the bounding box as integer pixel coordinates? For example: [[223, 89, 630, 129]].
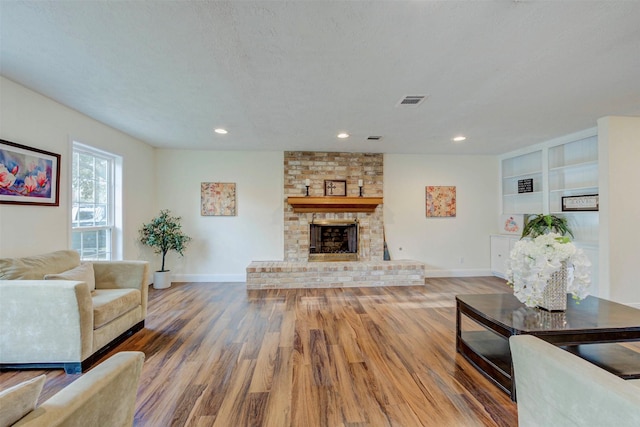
[[153, 271, 172, 289]]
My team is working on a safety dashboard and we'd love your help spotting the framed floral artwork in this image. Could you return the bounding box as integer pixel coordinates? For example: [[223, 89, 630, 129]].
[[426, 186, 456, 217], [0, 139, 61, 206], [201, 182, 236, 216]]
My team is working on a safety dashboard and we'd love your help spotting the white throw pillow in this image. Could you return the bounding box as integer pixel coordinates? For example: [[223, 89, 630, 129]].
[[44, 262, 96, 292], [0, 375, 45, 426]]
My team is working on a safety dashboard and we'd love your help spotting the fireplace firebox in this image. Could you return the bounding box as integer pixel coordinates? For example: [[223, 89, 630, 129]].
[[309, 219, 358, 262]]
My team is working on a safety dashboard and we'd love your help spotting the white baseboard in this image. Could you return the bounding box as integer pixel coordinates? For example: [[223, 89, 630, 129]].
[[173, 270, 495, 281], [424, 268, 493, 278], [171, 274, 245, 283]]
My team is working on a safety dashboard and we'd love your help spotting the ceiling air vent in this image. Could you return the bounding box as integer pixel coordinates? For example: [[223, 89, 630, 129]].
[[396, 95, 427, 107], [367, 136, 383, 141]]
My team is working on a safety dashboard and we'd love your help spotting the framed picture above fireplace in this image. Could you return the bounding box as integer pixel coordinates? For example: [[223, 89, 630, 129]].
[[324, 180, 347, 196]]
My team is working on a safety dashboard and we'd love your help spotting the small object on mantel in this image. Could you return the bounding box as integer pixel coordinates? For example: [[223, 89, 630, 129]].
[[305, 179, 310, 196], [358, 179, 364, 197]]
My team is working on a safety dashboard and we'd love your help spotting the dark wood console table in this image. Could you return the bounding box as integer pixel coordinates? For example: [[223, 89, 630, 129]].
[[455, 293, 640, 401]]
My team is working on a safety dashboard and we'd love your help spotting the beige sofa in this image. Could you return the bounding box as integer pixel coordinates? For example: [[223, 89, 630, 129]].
[[510, 335, 640, 427], [1, 351, 144, 427], [0, 250, 149, 373]]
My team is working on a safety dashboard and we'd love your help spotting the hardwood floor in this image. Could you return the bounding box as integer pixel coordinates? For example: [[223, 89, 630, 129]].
[[1, 277, 522, 426]]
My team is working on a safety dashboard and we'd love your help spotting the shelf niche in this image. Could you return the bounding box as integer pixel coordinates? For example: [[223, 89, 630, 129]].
[[287, 196, 383, 213]]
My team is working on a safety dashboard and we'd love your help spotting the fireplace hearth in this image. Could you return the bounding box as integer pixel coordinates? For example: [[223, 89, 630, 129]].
[[309, 219, 358, 262]]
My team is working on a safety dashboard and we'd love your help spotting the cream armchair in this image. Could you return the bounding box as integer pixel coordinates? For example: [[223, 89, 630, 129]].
[[510, 335, 640, 427], [0, 251, 149, 373], [2, 351, 145, 427]]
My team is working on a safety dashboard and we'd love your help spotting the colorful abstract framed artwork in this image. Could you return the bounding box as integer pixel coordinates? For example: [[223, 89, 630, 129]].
[[426, 185, 456, 217], [0, 139, 61, 206], [201, 182, 237, 216]]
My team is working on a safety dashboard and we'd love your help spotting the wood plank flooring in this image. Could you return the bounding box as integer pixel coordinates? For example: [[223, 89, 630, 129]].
[[2, 277, 525, 426]]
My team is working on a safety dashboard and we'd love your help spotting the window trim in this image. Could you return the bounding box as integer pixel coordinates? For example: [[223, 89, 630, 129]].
[[70, 141, 122, 260]]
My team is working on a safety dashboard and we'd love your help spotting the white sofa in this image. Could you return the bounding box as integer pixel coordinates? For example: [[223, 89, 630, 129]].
[[510, 335, 640, 427], [0, 250, 149, 373], [1, 351, 144, 427]]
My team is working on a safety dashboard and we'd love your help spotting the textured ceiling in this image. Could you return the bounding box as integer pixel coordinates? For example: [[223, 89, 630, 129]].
[[1, 1, 639, 154]]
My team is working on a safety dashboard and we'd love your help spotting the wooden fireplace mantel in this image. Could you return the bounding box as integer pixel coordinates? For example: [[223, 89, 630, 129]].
[[287, 196, 383, 213]]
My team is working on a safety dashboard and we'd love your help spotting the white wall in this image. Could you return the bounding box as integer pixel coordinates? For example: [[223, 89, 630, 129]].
[[384, 154, 498, 276], [155, 151, 499, 280], [598, 116, 640, 306], [0, 77, 156, 259], [154, 150, 284, 281]]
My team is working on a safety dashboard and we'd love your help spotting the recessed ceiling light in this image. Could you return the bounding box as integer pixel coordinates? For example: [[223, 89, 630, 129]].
[[214, 128, 228, 134], [452, 136, 466, 142], [337, 132, 350, 139]]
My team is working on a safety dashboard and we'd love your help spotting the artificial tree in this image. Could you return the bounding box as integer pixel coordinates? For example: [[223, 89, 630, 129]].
[[139, 209, 191, 288]]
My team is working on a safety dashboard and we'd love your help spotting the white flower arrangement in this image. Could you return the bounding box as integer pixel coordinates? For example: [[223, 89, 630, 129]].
[[506, 233, 592, 308]]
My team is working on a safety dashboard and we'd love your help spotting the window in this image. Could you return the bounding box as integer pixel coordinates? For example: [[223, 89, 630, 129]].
[[71, 143, 121, 260]]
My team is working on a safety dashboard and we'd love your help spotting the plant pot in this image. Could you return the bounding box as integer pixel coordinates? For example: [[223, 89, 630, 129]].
[[153, 270, 172, 289]]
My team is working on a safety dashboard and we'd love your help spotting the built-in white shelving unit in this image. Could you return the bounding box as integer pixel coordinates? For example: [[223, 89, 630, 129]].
[[548, 136, 599, 215], [499, 131, 598, 242], [501, 150, 543, 214], [496, 129, 600, 292], [548, 135, 599, 245]]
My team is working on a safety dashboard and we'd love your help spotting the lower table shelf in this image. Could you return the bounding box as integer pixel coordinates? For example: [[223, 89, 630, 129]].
[[458, 331, 513, 396], [563, 343, 640, 379], [460, 331, 511, 373], [459, 330, 640, 401]]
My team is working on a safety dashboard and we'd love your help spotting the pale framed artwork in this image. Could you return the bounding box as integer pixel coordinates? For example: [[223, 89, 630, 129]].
[[562, 194, 599, 211], [499, 214, 524, 235], [426, 186, 456, 217], [201, 182, 236, 216], [0, 139, 61, 206]]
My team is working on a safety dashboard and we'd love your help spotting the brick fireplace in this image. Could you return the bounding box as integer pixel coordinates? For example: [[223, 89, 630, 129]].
[[283, 151, 384, 262], [245, 151, 425, 289]]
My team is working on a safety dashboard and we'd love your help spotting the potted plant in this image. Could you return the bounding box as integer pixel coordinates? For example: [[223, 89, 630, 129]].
[[509, 214, 591, 310], [521, 214, 574, 239], [139, 209, 191, 289]]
